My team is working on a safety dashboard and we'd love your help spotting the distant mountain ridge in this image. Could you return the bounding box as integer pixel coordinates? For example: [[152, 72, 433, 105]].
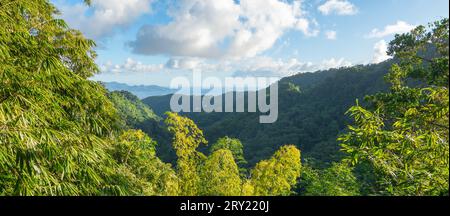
[[102, 82, 177, 99], [102, 82, 228, 99]]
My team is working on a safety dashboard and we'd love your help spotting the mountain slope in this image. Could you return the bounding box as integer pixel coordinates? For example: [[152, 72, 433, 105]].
[[108, 91, 161, 126], [142, 61, 393, 167]]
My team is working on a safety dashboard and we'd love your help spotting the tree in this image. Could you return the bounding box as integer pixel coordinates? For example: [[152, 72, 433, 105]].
[[210, 136, 247, 176], [250, 145, 302, 196], [2, 0, 307, 197], [241, 180, 255, 196], [301, 163, 360, 196], [0, 0, 124, 195], [110, 130, 178, 196], [200, 149, 242, 196], [339, 19, 449, 195], [165, 112, 207, 195]]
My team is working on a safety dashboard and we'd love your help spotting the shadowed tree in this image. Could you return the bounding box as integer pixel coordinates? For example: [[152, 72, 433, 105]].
[[301, 162, 360, 196]]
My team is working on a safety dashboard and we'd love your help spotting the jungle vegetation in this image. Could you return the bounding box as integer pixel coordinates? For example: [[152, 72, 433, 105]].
[[0, 0, 448, 196]]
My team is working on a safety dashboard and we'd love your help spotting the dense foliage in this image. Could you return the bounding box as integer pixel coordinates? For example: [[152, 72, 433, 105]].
[[339, 19, 449, 195], [0, 0, 303, 196], [0, 0, 121, 195], [143, 59, 393, 167], [210, 136, 248, 175], [143, 19, 449, 195], [108, 130, 178, 195], [298, 162, 360, 196], [108, 90, 160, 128], [1, 0, 447, 196]]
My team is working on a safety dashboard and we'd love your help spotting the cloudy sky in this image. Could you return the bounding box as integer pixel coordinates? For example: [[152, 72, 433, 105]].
[[53, 0, 449, 87]]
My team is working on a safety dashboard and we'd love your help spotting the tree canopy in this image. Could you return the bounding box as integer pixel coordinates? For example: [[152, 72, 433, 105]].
[[0, 0, 120, 195], [1, 0, 447, 196], [339, 19, 449, 195]]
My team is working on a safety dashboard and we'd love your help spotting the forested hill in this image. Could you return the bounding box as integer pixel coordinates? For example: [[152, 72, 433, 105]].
[[142, 60, 394, 167], [2, 0, 447, 196]]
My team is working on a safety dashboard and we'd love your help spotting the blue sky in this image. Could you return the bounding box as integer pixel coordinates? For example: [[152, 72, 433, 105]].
[[53, 0, 449, 87]]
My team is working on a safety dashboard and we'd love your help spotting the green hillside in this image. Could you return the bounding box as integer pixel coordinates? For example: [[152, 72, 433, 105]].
[[1, 0, 447, 196], [143, 61, 393, 167]]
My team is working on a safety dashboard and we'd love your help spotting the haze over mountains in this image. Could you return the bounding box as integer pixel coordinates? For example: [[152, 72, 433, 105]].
[[102, 81, 233, 99], [102, 82, 177, 99]]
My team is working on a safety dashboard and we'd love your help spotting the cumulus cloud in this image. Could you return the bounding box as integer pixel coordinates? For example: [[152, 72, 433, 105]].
[[366, 21, 416, 38], [128, 0, 319, 58], [325, 30, 337, 40], [58, 0, 153, 39], [226, 0, 319, 58], [129, 0, 239, 58], [318, 0, 358, 16], [372, 40, 391, 63], [295, 18, 320, 37]]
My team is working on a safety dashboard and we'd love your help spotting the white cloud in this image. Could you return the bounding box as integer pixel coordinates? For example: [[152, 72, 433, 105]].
[[325, 30, 337, 40], [319, 57, 353, 69], [226, 0, 318, 58], [100, 55, 353, 79], [58, 0, 153, 39], [129, 0, 240, 58], [128, 0, 319, 58], [372, 40, 391, 63], [366, 21, 416, 38], [100, 58, 164, 73], [295, 18, 320, 37], [231, 56, 352, 77], [165, 58, 206, 70], [318, 0, 358, 16]]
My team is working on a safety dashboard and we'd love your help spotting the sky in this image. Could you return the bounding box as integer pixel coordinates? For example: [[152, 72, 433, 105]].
[[52, 0, 449, 87]]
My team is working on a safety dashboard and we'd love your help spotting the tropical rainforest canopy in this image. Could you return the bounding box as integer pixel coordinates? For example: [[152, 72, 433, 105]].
[[0, 0, 448, 196]]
